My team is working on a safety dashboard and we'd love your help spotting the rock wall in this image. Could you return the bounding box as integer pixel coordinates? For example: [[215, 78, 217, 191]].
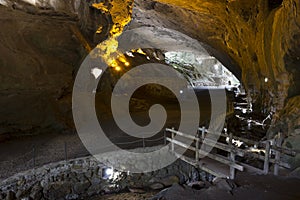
[[0, 0, 109, 139], [0, 154, 199, 200], [0, 5, 83, 138], [130, 0, 300, 152], [0, 0, 299, 143], [0, 0, 134, 139], [132, 0, 300, 114]]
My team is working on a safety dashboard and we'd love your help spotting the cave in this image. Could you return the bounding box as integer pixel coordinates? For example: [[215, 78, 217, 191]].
[[0, 0, 300, 199]]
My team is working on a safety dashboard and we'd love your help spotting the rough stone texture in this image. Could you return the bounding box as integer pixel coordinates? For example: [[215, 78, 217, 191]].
[[0, 5, 84, 139], [150, 174, 300, 200], [0, 0, 300, 168], [0, 0, 117, 140], [279, 96, 300, 134], [277, 96, 300, 169], [0, 152, 198, 200], [0, 0, 298, 131], [131, 0, 300, 114], [129, 2, 298, 158], [130, 0, 300, 164]]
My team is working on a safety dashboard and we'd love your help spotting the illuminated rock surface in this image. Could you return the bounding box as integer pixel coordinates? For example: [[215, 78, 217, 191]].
[[0, 0, 300, 199], [0, 0, 299, 171]]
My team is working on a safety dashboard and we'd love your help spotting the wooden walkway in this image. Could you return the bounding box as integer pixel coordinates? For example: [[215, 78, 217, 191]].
[[165, 127, 296, 179]]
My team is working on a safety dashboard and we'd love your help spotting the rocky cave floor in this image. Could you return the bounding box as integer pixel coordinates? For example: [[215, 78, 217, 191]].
[[0, 95, 299, 199], [90, 174, 300, 200], [1, 131, 300, 200], [0, 1, 300, 199], [65, 174, 300, 200]]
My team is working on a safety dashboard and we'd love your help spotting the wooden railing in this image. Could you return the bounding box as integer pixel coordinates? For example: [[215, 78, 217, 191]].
[[165, 127, 296, 179]]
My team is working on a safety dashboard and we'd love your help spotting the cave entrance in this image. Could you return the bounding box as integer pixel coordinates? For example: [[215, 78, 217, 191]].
[[96, 47, 244, 149], [164, 51, 241, 89]]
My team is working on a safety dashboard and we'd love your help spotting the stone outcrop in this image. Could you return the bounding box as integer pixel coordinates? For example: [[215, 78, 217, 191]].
[[0, 0, 129, 139], [0, 5, 83, 139]]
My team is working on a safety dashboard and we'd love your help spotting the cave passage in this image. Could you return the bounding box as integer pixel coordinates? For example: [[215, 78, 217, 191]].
[[0, 0, 300, 199]]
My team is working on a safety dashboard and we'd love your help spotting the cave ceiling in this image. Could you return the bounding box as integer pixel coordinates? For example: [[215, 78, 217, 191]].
[[0, 0, 299, 135]]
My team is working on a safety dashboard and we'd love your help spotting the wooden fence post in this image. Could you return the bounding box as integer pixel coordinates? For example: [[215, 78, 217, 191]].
[[274, 132, 283, 176], [229, 132, 236, 179], [201, 126, 205, 151], [264, 141, 271, 174], [201, 126, 205, 140], [195, 130, 199, 163], [164, 130, 167, 145], [171, 127, 175, 152]]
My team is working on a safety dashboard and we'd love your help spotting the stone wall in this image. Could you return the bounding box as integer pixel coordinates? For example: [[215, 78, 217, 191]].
[[0, 154, 199, 200]]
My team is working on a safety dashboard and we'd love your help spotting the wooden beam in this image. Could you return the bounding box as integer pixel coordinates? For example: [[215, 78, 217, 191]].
[[201, 138, 244, 157], [274, 132, 283, 176], [173, 152, 228, 178], [166, 128, 199, 142], [171, 128, 175, 152], [229, 132, 236, 179], [167, 128, 244, 156], [166, 138, 196, 152], [167, 137, 244, 171], [198, 150, 243, 171], [263, 141, 271, 174], [243, 149, 291, 169], [238, 162, 264, 175]]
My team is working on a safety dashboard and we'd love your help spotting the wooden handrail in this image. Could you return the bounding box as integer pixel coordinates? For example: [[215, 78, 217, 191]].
[[166, 127, 295, 178], [166, 128, 199, 142], [166, 128, 244, 156], [196, 128, 296, 157], [166, 137, 244, 171]]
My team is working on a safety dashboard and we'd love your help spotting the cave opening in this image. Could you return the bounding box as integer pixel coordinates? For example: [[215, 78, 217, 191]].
[[96, 47, 243, 138], [0, 0, 300, 199]]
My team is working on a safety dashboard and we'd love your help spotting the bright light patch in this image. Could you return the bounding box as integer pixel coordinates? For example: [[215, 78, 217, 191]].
[[0, 0, 8, 6], [248, 147, 265, 154], [214, 64, 219, 71], [264, 77, 269, 83], [180, 90, 184, 94], [92, 2, 109, 12], [91, 68, 103, 79], [102, 167, 114, 179], [115, 66, 121, 71], [136, 48, 147, 55], [164, 51, 240, 87], [226, 137, 244, 147], [111, 61, 118, 68], [118, 55, 127, 63], [96, 26, 103, 34], [124, 62, 130, 67], [22, 0, 36, 5], [125, 51, 134, 57]]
